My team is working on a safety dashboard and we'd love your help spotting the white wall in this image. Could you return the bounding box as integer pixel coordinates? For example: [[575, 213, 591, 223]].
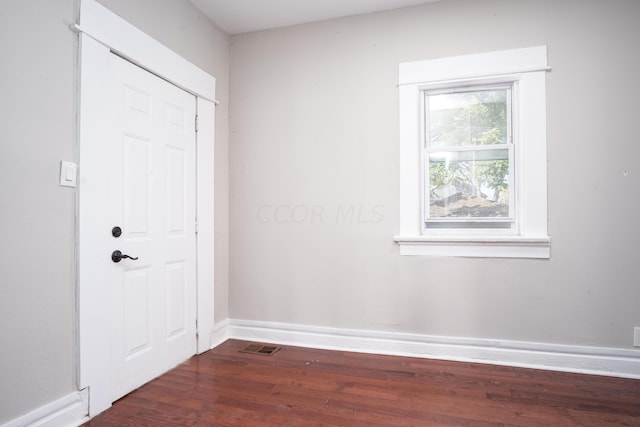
[[0, 0, 229, 424], [229, 0, 640, 349]]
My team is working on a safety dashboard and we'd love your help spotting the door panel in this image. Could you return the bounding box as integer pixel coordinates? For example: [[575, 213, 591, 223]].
[[123, 267, 151, 358], [165, 146, 186, 234], [109, 53, 197, 400], [166, 261, 187, 339], [123, 135, 151, 237]]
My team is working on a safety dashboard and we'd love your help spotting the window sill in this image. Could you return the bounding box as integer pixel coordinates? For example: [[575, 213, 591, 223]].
[[393, 235, 550, 259]]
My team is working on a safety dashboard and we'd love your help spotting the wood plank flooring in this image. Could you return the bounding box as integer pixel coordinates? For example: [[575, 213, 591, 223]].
[[82, 339, 640, 426]]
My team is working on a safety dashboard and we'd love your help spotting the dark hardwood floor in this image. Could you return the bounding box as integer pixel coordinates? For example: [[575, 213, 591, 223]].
[[83, 339, 640, 426]]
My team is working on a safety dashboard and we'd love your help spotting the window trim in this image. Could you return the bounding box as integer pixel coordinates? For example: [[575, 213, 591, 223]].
[[395, 46, 550, 258]]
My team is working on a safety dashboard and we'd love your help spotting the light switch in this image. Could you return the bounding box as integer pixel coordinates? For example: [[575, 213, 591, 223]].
[[60, 161, 77, 188]]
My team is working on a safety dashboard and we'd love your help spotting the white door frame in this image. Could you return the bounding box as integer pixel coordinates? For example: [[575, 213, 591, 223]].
[[76, 0, 216, 416]]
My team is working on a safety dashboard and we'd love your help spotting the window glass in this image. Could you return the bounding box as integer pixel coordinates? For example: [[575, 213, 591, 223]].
[[428, 151, 510, 219], [428, 89, 508, 148], [425, 87, 512, 226]]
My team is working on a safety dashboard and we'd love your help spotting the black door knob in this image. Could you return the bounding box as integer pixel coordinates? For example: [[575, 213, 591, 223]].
[[111, 250, 139, 263], [112, 226, 122, 238]]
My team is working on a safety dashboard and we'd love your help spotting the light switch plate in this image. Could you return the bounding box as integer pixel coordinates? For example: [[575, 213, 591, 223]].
[[59, 161, 77, 188]]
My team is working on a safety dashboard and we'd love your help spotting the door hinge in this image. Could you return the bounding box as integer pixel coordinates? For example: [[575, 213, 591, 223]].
[[195, 114, 199, 132], [195, 218, 199, 234]]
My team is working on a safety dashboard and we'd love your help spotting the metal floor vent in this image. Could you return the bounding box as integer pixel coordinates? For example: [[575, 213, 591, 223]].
[[240, 343, 282, 356]]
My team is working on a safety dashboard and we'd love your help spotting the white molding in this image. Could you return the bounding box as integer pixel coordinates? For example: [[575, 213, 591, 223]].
[[77, 0, 216, 417], [77, 0, 215, 101], [399, 46, 549, 85], [0, 389, 89, 427], [196, 97, 216, 354], [210, 319, 231, 349], [393, 236, 550, 258], [223, 319, 640, 379]]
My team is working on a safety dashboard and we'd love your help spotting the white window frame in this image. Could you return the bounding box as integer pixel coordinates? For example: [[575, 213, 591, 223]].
[[395, 46, 550, 258]]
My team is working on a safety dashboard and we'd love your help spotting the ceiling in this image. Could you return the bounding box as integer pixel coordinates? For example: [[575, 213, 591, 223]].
[[189, 0, 443, 35]]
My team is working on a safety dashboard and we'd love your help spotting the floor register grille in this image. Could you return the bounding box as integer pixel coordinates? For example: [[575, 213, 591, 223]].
[[239, 343, 281, 356]]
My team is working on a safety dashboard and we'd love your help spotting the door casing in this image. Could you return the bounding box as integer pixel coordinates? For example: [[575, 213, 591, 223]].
[[76, 0, 216, 417]]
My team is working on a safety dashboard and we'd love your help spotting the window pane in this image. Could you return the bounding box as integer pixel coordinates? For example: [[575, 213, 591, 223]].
[[428, 89, 508, 148], [428, 149, 510, 219]]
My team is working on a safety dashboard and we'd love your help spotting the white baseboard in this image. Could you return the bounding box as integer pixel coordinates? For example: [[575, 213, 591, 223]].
[[210, 318, 230, 349], [1, 389, 89, 427], [223, 319, 640, 379]]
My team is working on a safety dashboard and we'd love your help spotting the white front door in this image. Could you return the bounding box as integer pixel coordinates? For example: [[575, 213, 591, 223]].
[[108, 53, 197, 400]]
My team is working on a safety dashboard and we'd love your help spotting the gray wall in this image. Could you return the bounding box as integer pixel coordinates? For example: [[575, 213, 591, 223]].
[[229, 0, 640, 348], [0, 0, 77, 421], [0, 0, 229, 423]]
